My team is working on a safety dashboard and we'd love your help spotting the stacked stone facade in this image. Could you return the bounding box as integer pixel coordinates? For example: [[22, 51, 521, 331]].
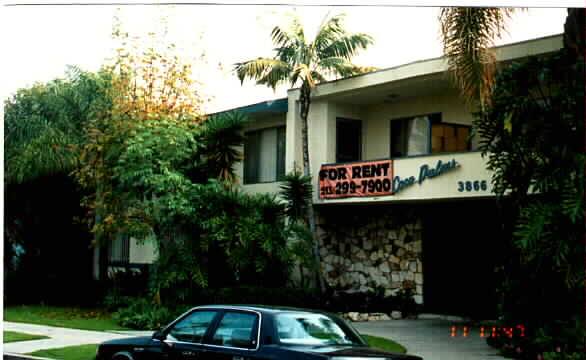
[[316, 206, 424, 304]]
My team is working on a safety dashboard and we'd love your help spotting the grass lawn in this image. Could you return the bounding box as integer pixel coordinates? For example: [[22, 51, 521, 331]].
[[4, 305, 129, 331], [363, 334, 407, 354], [28, 344, 98, 360], [3, 331, 50, 343]]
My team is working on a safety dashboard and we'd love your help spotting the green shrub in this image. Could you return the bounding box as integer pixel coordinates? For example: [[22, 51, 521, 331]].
[[326, 287, 420, 316], [113, 298, 190, 330], [102, 268, 150, 311]]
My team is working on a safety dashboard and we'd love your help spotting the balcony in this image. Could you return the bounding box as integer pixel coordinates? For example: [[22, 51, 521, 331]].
[[315, 151, 494, 205]]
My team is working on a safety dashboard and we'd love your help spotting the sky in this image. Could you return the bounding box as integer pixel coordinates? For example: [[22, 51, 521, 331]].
[[0, 1, 578, 114]]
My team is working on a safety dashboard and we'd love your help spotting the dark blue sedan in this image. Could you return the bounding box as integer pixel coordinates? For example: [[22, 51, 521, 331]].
[[96, 305, 423, 360]]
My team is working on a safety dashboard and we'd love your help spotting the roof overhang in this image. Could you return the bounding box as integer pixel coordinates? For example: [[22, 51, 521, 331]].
[[289, 34, 563, 106]]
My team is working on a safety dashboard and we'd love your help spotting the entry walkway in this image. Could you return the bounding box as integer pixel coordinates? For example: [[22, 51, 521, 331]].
[[3, 322, 148, 354], [354, 319, 507, 360]]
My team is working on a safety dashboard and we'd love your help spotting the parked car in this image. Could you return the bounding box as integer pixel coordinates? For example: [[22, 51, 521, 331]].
[[96, 305, 423, 360]]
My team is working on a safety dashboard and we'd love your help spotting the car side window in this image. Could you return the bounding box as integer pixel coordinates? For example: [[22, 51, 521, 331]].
[[209, 311, 259, 349], [166, 311, 217, 344]]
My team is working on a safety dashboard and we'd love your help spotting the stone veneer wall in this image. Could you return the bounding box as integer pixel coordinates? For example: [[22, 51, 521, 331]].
[[316, 206, 424, 304]]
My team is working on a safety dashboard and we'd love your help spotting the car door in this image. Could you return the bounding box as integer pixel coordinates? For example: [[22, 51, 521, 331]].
[[202, 310, 266, 360], [158, 310, 220, 360]]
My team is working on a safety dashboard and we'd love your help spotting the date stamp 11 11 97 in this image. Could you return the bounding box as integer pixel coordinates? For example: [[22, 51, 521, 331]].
[[450, 325, 526, 338]]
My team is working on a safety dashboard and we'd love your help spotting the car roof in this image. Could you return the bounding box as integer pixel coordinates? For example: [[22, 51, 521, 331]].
[[192, 304, 332, 316]]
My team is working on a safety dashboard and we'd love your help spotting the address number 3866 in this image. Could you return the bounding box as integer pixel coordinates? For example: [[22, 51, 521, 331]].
[[457, 180, 488, 192]]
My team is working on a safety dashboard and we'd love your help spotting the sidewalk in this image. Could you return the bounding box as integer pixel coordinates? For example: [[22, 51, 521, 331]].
[[3, 322, 150, 354]]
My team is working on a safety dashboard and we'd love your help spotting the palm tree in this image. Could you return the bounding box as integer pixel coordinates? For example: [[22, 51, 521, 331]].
[[440, 7, 584, 107], [439, 7, 517, 108], [234, 13, 375, 291]]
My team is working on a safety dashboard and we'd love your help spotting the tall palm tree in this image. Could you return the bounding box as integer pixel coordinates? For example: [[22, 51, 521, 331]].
[[234, 13, 375, 292]]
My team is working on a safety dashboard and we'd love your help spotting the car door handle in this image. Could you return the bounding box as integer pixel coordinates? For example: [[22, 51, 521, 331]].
[[182, 350, 197, 357]]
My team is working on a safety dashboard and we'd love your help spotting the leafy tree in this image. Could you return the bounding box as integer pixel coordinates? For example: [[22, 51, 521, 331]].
[[475, 44, 584, 359], [73, 16, 206, 245], [71, 16, 297, 304], [4, 67, 112, 305], [234, 12, 375, 292], [4, 66, 110, 184]]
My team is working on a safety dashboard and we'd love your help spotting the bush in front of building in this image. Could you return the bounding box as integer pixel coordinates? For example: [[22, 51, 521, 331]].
[[113, 298, 192, 330], [326, 286, 420, 318]]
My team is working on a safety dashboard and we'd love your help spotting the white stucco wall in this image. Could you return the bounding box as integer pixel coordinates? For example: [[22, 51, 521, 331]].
[[129, 237, 158, 264]]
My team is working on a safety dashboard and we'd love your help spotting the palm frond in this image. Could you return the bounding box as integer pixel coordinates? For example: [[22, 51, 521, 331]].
[[440, 7, 517, 106], [234, 58, 290, 87], [318, 33, 374, 61], [318, 57, 370, 78], [256, 62, 294, 90], [200, 111, 249, 183], [278, 169, 313, 221]]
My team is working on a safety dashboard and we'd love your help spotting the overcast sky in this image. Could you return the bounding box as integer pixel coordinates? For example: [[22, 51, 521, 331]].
[[0, 2, 576, 113]]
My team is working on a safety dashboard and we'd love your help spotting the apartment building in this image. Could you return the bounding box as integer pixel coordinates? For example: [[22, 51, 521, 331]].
[[104, 34, 563, 317], [234, 34, 563, 317]]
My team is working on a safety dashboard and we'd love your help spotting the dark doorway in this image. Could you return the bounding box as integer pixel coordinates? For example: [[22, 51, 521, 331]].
[[421, 199, 507, 319]]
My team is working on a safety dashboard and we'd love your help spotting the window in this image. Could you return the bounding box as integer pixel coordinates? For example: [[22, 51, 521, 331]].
[[336, 118, 362, 163], [390, 113, 470, 157], [244, 127, 286, 184], [166, 311, 218, 344], [431, 123, 470, 153], [210, 311, 259, 349], [108, 234, 130, 264], [275, 313, 362, 346]]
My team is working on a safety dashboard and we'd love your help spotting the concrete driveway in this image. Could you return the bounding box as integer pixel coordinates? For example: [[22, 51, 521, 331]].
[[354, 319, 507, 360]]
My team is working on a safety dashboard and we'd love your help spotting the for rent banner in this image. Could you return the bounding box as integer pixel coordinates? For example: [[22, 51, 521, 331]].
[[318, 159, 394, 199]]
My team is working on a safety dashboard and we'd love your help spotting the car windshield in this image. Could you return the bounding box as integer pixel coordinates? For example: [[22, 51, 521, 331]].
[[275, 313, 362, 346]]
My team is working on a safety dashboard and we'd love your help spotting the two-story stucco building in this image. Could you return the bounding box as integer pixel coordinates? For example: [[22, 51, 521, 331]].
[[103, 34, 563, 318], [230, 34, 562, 318]]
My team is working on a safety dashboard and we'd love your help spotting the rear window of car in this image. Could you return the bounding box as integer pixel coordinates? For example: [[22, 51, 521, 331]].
[[210, 311, 259, 349], [275, 312, 362, 346]]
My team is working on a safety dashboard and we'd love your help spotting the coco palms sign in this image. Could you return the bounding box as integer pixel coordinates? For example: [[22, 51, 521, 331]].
[[393, 158, 460, 193]]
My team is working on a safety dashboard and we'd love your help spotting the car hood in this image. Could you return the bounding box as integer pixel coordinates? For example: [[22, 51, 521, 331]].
[[294, 345, 423, 360], [101, 336, 154, 346]]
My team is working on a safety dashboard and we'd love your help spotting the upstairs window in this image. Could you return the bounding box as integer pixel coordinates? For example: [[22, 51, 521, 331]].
[[390, 113, 470, 158], [431, 123, 470, 153], [109, 234, 130, 264], [244, 126, 286, 184], [391, 115, 431, 157], [336, 118, 362, 163]]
